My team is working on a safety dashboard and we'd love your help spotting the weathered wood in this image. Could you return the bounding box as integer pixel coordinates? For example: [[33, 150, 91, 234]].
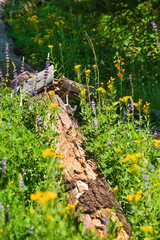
[[40, 92, 131, 239], [18, 67, 92, 101], [19, 65, 56, 92], [53, 76, 84, 101]]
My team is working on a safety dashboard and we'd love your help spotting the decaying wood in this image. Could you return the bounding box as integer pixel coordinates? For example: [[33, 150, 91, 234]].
[[39, 92, 131, 239], [18, 66, 93, 101], [18, 65, 56, 92]]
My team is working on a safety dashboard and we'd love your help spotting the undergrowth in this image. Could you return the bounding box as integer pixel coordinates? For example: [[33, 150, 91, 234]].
[[0, 75, 98, 239], [3, 0, 160, 109], [77, 65, 160, 239]]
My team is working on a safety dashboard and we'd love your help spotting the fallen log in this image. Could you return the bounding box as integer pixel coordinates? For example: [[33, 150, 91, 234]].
[[39, 91, 131, 239]]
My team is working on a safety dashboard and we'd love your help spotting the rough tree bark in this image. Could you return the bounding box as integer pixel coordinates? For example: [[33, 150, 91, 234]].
[[39, 91, 131, 239]]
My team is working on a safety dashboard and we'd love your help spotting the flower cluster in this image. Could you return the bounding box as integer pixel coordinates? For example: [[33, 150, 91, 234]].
[[42, 147, 56, 157], [85, 69, 91, 76], [27, 15, 39, 23], [141, 225, 158, 234], [126, 190, 143, 202], [97, 87, 106, 94], [60, 203, 76, 214], [134, 99, 143, 107], [30, 190, 58, 205], [49, 102, 59, 110], [107, 77, 115, 89], [119, 96, 130, 103], [122, 153, 142, 163], [74, 65, 81, 71], [114, 58, 125, 78], [143, 102, 150, 114], [48, 90, 55, 96], [152, 139, 160, 148]]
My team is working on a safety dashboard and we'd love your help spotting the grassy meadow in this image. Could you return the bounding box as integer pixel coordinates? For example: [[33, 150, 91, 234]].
[[0, 0, 160, 239]]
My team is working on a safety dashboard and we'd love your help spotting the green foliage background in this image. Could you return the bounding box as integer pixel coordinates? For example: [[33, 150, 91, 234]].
[[3, 0, 160, 109]]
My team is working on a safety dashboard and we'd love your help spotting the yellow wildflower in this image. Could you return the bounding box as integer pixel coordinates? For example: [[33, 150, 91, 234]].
[[37, 39, 43, 45], [8, 181, 14, 184], [85, 69, 91, 76], [42, 149, 56, 158], [31, 190, 57, 205], [107, 80, 113, 89], [107, 77, 115, 89], [48, 90, 55, 96], [143, 102, 150, 114], [123, 154, 135, 162], [65, 203, 76, 212], [55, 21, 60, 26], [59, 43, 62, 47], [28, 146, 32, 149], [49, 184, 53, 187], [147, 226, 153, 232], [48, 45, 53, 49], [118, 222, 123, 228], [49, 102, 59, 110], [74, 65, 81, 71], [114, 148, 122, 153], [134, 140, 141, 143], [134, 193, 141, 202], [45, 190, 58, 200], [119, 96, 130, 102], [134, 99, 142, 107], [129, 163, 138, 172], [154, 230, 158, 234], [141, 226, 147, 233], [47, 215, 54, 221], [81, 89, 86, 95], [0, 229, 3, 232], [113, 186, 118, 192], [97, 87, 106, 94], [30, 208, 35, 214], [136, 190, 143, 195], [92, 64, 96, 68], [27, 15, 39, 23], [59, 164, 65, 168], [135, 153, 142, 158], [30, 191, 42, 200], [126, 194, 134, 201]]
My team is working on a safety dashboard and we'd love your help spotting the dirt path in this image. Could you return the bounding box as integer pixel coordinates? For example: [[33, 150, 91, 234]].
[[0, 0, 33, 79]]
